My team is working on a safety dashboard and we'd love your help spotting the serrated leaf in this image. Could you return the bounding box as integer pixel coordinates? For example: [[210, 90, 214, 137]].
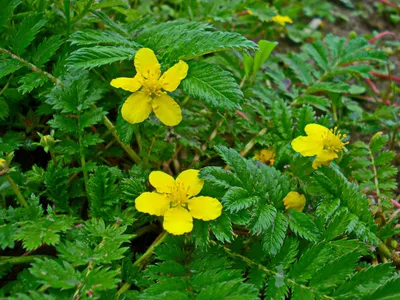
[[374, 151, 395, 166], [33, 35, 64, 67], [30, 259, 80, 289], [182, 61, 243, 111], [0, 0, 21, 31], [67, 46, 136, 69], [210, 212, 234, 242], [303, 40, 329, 71], [281, 54, 313, 85], [288, 210, 320, 242], [0, 97, 10, 120], [116, 110, 137, 144], [295, 95, 330, 111], [271, 99, 293, 140], [0, 59, 24, 79], [80, 107, 107, 128], [18, 73, 48, 94], [12, 13, 47, 55], [0, 223, 17, 249], [262, 212, 288, 255], [69, 29, 139, 47], [249, 204, 276, 235], [295, 105, 315, 136], [369, 134, 388, 154], [306, 82, 351, 94], [222, 187, 259, 212]]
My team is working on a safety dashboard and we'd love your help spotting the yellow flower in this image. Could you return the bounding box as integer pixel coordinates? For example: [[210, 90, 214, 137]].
[[291, 124, 348, 169], [283, 191, 306, 212], [272, 15, 293, 26], [255, 148, 275, 166], [110, 48, 188, 126], [135, 169, 222, 235]]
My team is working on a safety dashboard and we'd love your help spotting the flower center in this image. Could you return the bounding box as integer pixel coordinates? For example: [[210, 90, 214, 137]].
[[139, 71, 163, 98], [322, 127, 348, 152], [167, 182, 191, 208]]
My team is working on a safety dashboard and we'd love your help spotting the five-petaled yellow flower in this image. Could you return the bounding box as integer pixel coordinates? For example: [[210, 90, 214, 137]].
[[111, 48, 189, 126], [283, 191, 306, 212], [272, 15, 293, 26], [135, 169, 222, 235], [291, 124, 348, 169]]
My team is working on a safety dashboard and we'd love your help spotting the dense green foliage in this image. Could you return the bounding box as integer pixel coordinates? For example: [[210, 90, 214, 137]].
[[0, 0, 399, 299]]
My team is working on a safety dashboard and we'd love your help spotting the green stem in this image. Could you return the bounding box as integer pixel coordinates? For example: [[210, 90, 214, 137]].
[[240, 128, 268, 157], [368, 145, 381, 204], [0, 47, 62, 85], [116, 231, 168, 298], [5, 175, 28, 208], [0, 255, 52, 265], [102, 113, 142, 164], [77, 114, 89, 195]]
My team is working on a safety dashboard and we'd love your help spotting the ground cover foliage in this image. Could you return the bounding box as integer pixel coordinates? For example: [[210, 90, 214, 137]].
[[0, 0, 399, 299]]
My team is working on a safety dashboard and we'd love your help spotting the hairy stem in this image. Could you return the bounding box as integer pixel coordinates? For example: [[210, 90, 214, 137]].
[[0, 255, 52, 265], [5, 175, 29, 208]]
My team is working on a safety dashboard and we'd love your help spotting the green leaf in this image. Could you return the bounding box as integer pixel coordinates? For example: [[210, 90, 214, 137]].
[[295, 95, 330, 111], [0, 0, 21, 31], [369, 134, 388, 154], [309, 250, 361, 293], [295, 105, 315, 136], [116, 110, 137, 144], [30, 259, 80, 289], [361, 277, 400, 300], [288, 210, 320, 242], [281, 54, 313, 85], [271, 99, 293, 140], [0, 97, 10, 121], [0, 59, 24, 79], [262, 212, 289, 255], [249, 204, 276, 235], [303, 40, 329, 71], [83, 267, 120, 292], [252, 40, 278, 75], [15, 214, 74, 250], [69, 29, 139, 47], [0, 223, 17, 249], [80, 107, 107, 128], [12, 13, 47, 55], [222, 187, 259, 212], [88, 166, 122, 220], [182, 61, 243, 111], [18, 73, 48, 94], [67, 46, 136, 69], [333, 263, 395, 298], [374, 151, 395, 166], [306, 82, 351, 94], [210, 213, 234, 242], [33, 35, 64, 67]]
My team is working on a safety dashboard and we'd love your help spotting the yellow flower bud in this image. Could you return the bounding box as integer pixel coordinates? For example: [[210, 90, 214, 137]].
[[0, 158, 6, 170], [283, 191, 306, 212], [255, 148, 275, 166]]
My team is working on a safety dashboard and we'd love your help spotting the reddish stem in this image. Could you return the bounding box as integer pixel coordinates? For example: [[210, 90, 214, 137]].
[[369, 31, 396, 44], [365, 77, 380, 94], [378, 0, 397, 7], [235, 110, 249, 120], [369, 71, 400, 83], [391, 199, 400, 209]]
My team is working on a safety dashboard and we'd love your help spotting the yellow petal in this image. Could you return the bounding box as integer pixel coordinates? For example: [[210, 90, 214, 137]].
[[159, 60, 189, 92], [121, 91, 152, 124], [134, 48, 161, 80], [152, 94, 182, 126], [291, 136, 323, 157], [304, 124, 329, 138], [312, 150, 338, 169], [110, 74, 142, 92], [149, 171, 175, 193], [188, 196, 222, 221], [283, 191, 306, 212], [135, 192, 170, 216], [163, 207, 193, 235], [176, 169, 204, 197]]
